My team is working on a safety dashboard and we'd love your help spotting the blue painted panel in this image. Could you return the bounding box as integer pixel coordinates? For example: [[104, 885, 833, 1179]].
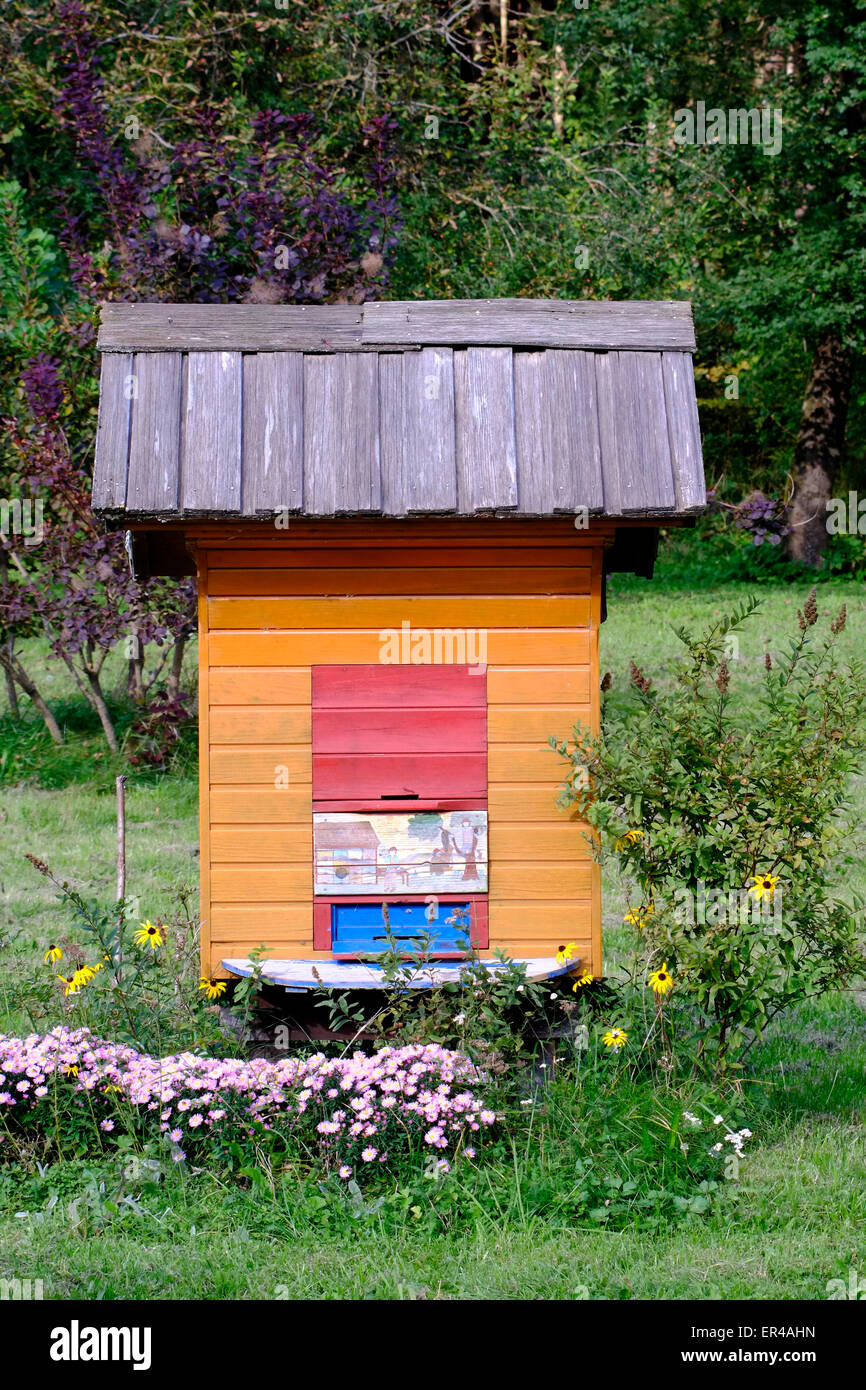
[[331, 900, 472, 954]]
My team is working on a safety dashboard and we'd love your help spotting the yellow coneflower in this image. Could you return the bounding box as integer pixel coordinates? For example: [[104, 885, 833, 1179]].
[[58, 973, 83, 997], [199, 978, 227, 1001], [602, 1028, 628, 1050], [748, 872, 779, 901], [63, 1064, 79, 1077], [571, 968, 595, 992], [133, 921, 164, 950], [44, 945, 62, 965], [624, 902, 654, 927], [555, 941, 579, 966], [615, 828, 644, 852], [648, 962, 674, 997], [103, 1083, 123, 1094]]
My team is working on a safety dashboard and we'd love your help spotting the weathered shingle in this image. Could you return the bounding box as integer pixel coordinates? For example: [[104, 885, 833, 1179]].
[[92, 300, 706, 521]]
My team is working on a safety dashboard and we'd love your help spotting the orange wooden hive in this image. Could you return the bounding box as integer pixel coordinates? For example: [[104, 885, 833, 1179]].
[[91, 300, 705, 989]]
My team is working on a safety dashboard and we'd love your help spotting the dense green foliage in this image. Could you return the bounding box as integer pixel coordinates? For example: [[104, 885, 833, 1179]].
[[1, 0, 864, 523], [554, 590, 865, 1064]]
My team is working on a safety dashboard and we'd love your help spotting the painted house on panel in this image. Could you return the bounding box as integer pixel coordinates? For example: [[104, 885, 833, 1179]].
[[90, 299, 706, 991]]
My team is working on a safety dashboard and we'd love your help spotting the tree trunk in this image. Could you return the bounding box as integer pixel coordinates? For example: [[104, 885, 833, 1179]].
[[84, 667, 119, 752], [0, 552, 19, 717], [786, 330, 853, 567], [167, 634, 187, 698], [2, 638, 19, 717], [0, 647, 63, 742]]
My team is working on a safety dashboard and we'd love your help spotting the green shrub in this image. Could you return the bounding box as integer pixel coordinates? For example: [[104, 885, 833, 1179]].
[[552, 590, 866, 1070]]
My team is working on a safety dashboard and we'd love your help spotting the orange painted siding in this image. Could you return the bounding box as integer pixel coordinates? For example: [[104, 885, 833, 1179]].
[[199, 521, 603, 978]]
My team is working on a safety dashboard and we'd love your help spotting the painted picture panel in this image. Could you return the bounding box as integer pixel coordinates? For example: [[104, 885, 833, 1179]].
[[313, 810, 488, 895]]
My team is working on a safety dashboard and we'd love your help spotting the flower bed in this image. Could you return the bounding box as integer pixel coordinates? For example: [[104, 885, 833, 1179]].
[[0, 1028, 495, 1177]]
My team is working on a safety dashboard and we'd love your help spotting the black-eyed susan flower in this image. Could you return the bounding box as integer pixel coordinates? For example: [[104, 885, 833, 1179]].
[[199, 978, 227, 1001], [748, 872, 779, 901], [648, 962, 674, 996], [44, 945, 62, 965], [63, 1063, 79, 1077], [602, 1027, 628, 1050], [624, 902, 654, 928], [615, 828, 644, 852], [134, 921, 164, 950], [556, 941, 579, 966], [572, 969, 594, 992], [58, 973, 83, 996]]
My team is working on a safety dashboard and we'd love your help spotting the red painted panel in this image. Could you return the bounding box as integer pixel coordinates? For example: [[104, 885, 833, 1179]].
[[313, 901, 331, 951], [313, 707, 485, 754], [313, 664, 487, 709], [312, 753, 487, 801]]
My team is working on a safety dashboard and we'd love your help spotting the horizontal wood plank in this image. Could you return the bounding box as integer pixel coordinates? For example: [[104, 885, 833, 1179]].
[[99, 302, 364, 352], [489, 745, 578, 783], [488, 824, 592, 860], [487, 785, 580, 821], [210, 826, 312, 861], [210, 708, 310, 744], [490, 863, 593, 897], [204, 545, 597, 568], [312, 753, 487, 800], [212, 866, 313, 902], [490, 903, 591, 942], [486, 666, 591, 704], [208, 595, 589, 630], [312, 663, 486, 709], [210, 788, 312, 823], [209, 668, 311, 705], [488, 706, 591, 743], [209, 748, 312, 784], [210, 905, 312, 937], [312, 707, 486, 754], [206, 566, 590, 596], [362, 299, 696, 351], [208, 630, 592, 666]]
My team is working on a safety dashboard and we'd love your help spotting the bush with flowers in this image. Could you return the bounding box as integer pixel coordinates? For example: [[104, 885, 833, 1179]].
[[551, 590, 865, 1072], [9, 857, 223, 1056], [0, 1027, 496, 1180]]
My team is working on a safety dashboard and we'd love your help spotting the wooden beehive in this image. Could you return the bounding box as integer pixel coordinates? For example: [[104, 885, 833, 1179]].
[[91, 299, 705, 988]]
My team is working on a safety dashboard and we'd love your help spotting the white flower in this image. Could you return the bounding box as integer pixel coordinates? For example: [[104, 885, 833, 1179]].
[[713, 1114, 724, 1125], [740, 1128, 753, 1138], [516, 986, 524, 993], [453, 1013, 466, 1025], [683, 1111, 701, 1127], [711, 1142, 723, 1152]]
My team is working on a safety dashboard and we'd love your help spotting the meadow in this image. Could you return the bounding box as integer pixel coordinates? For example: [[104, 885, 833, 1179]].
[[1, 572, 864, 1301]]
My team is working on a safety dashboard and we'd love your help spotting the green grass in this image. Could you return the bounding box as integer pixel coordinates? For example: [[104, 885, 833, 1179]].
[[0, 1114, 863, 1298], [1, 569, 864, 1299]]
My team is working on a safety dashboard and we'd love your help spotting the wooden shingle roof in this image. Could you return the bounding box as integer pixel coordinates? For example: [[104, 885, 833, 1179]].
[[91, 300, 705, 521]]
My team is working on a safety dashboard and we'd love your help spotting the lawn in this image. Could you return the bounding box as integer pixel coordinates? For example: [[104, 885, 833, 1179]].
[[1, 575, 864, 1300]]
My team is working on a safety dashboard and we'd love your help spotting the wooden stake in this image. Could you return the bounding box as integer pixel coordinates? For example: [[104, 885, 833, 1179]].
[[116, 774, 127, 903]]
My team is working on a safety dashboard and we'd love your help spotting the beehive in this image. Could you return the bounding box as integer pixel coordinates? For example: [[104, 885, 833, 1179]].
[[91, 299, 705, 986]]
